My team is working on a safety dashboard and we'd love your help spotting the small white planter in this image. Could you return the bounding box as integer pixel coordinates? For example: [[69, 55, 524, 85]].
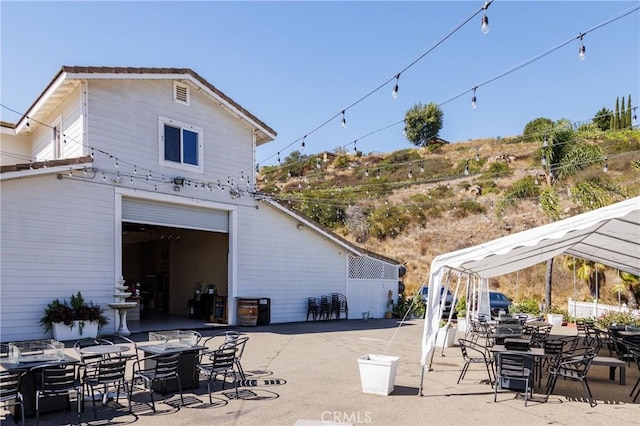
[[457, 318, 469, 333], [436, 326, 457, 347], [547, 314, 564, 326], [357, 354, 400, 396], [52, 321, 99, 341]]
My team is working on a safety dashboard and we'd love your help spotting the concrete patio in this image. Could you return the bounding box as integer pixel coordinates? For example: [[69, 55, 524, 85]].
[[4, 318, 639, 425]]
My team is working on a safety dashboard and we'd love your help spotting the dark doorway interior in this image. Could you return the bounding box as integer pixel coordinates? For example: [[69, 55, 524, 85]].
[[122, 222, 229, 323]]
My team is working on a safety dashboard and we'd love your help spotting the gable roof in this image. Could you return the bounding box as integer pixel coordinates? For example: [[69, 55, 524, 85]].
[[12, 66, 277, 144]]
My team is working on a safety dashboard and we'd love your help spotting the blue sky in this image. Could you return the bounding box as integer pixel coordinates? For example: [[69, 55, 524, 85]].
[[1, 1, 638, 166]]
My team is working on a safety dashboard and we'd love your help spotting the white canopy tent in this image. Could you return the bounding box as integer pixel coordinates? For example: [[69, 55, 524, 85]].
[[419, 196, 640, 394]]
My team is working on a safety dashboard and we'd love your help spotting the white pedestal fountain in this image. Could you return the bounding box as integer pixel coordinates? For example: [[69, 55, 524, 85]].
[[109, 276, 137, 336]]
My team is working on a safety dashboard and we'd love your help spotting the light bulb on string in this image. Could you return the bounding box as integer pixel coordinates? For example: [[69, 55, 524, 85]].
[[633, 108, 637, 126], [83, 168, 87, 176], [134, 166, 137, 174], [68, 169, 73, 177], [277, 152, 281, 165], [29, 162, 33, 171], [353, 140, 357, 153], [287, 169, 292, 178], [603, 157, 608, 173], [481, 1, 491, 34], [541, 156, 547, 166], [391, 74, 400, 99], [316, 158, 321, 169], [475, 148, 480, 162], [534, 176, 539, 185], [301, 136, 306, 152], [542, 136, 548, 148], [403, 126, 407, 137], [365, 168, 369, 177], [471, 87, 477, 109], [420, 163, 425, 173], [408, 169, 413, 179], [578, 34, 586, 61], [463, 159, 470, 176], [115, 159, 119, 168], [376, 168, 381, 179], [341, 110, 346, 128]]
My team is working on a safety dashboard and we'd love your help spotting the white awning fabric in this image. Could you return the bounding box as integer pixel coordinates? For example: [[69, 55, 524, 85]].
[[420, 196, 640, 366]]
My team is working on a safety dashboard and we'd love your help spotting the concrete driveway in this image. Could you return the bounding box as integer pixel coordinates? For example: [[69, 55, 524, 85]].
[[8, 319, 639, 425]]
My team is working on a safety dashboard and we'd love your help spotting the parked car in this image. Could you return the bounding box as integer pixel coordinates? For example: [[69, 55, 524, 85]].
[[488, 291, 513, 317], [421, 286, 455, 318], [472, 290, 513, 318]]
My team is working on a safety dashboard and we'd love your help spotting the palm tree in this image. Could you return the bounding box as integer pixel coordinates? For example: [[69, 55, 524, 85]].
[[564, 257, 606, 299], [497, 121, 626, 311], [613, 271, 640, 309]]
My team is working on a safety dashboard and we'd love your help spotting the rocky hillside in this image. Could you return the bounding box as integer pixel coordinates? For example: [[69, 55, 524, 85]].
[[258, 130, 640, 309]]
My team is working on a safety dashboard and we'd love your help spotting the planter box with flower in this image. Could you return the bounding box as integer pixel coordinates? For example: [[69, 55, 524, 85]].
[[436, 320, 457, 347], [39, 292, 109, 341]]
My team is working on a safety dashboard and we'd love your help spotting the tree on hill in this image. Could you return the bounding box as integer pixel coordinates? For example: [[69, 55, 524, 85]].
[[592, 107, 612, 131], [522, 117, 554, 141], [403, 102, 443, 148]]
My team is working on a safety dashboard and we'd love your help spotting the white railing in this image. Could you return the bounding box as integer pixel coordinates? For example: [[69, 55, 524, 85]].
[[568, 299, 640, 319]]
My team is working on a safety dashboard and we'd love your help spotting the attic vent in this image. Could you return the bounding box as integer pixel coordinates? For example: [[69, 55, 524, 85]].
[[173, 82, 190, 105]]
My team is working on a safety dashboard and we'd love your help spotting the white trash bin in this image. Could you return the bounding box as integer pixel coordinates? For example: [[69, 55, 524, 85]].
[[357, 354, 400, 396]]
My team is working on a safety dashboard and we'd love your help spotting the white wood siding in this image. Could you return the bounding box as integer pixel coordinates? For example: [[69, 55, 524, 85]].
[[348, 280, 397, 319], [0, 175, 118, 341], [236, 203, 348, 323], [0, 132, 30, 165], [31, 85, 84, 161], [86, 80, 255, 202]]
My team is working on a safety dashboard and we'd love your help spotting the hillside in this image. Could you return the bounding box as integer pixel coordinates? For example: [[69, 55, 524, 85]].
[[258, 130, 640, 310]]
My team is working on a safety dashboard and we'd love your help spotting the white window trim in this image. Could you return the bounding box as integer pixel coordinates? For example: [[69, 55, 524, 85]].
[[173, 81, 190, 105], [158, 116, 204, 173], [52, 116, 63, 159]]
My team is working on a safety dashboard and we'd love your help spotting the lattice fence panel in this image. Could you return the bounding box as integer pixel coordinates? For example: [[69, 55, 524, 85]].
[[349, 255, 396, 280]]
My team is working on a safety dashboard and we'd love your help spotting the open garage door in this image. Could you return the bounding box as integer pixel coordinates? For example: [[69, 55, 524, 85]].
[[122, 197, 229, 232]]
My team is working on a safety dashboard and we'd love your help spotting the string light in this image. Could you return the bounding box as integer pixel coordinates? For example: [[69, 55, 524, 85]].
[[365, 168, 369, 177], [134, 165, 137, 174], [463, 159, 470, 176], [391, 74, 400, 99], [408, 169, 413, 179], [353, 140, 357, 153], [481, 1, 491, 34], [301, 136, 306, 152], [277, 152, 281, 165], [471, 87, 477, 109], [403, 126, 407, 137], [578, 33, 586, 61], [603, 156, 608, 172], [542, 136, 548, 148], [341, 110, 346, 128], [475, 148, 480, 162]]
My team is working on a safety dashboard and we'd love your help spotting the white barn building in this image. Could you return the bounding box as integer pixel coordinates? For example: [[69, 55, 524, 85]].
[[0, 67, 400, 342]]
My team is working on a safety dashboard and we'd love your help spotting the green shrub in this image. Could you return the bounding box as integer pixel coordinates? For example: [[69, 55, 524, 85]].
[[509, 298, 540, 315], [595, 310, 640, 328]]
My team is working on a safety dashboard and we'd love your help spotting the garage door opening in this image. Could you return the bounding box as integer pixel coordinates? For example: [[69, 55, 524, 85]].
[[122, 222, 229, 328]]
